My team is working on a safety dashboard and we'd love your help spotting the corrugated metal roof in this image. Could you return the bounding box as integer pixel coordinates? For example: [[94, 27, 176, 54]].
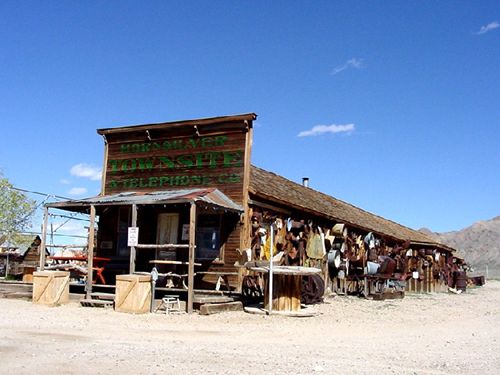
[[47, 188, 243, 212]]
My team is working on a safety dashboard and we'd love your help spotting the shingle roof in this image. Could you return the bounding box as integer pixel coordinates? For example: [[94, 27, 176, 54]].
[[249, 165, 450, 248]]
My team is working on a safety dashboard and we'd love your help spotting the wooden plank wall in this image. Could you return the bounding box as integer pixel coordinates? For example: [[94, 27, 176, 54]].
[[98, 120, 254, 292], [201, 218, 241, 289], [103, 126, 248, 206]]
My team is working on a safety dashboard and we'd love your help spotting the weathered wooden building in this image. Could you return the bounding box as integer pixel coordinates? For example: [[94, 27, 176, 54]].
[[0, 236, 43, 281], [39, 113, 458, 312], [247, 166, 458, 297]]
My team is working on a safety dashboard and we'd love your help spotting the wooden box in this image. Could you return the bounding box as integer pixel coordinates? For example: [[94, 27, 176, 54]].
[[115, 274, 152, 314], [22, 266, 36, 283], [32, 271, 70, 306]]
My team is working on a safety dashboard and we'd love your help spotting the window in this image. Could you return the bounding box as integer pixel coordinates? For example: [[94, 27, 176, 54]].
[[195, 214, 221, 260], [116, 207, 130, 257]]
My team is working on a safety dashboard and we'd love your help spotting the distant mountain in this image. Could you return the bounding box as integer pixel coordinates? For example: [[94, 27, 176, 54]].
[[419, 216, 500, 279]]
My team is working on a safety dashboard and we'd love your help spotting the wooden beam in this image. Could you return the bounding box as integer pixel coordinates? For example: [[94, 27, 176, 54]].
[[97, 113, 257, 136], [218, 213, 225, 261], [238, 124, 254, 293], [45, 244, 86, 249], [100, 135, 109, 195], [39, 206, 49, 270], [247, 198, 292, 215], [149, 260, 201, 266], [129, 204, 137, 273], [135, 244, 189, 249], [187, 202, 196, 314], [199, 301, 243, 315], [85, 205, 96, 299]]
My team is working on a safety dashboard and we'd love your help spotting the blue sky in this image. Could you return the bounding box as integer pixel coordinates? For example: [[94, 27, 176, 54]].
[[0, 1, 498, 236]]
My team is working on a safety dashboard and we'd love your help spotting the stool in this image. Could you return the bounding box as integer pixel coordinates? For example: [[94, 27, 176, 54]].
[[160, 295, 181, 315]]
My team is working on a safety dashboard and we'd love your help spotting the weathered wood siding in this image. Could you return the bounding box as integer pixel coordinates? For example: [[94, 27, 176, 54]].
[[103, 126, 247, 205], [98, 117, 255, 292]]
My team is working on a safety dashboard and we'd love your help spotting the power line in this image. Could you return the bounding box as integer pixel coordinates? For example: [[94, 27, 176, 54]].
[[6, 186, 94, 239], [21, 231, 88, 239], [48, 213, 91, 222], [11, 186, 71, 201]]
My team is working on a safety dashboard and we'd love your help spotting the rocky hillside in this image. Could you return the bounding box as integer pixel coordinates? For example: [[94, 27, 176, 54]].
[[420, 216, 500, 278]]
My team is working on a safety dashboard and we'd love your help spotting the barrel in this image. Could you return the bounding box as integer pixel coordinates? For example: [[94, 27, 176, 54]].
[[454, 271, 467, 292], [264, 274, 302, 312]]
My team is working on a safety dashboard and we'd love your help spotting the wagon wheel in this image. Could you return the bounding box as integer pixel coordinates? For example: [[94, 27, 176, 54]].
[[301, 274, 325, 305]]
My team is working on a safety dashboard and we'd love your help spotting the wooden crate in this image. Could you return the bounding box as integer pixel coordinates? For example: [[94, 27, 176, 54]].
[[32, 271, 70, 306], [115, 274, 151, 314]]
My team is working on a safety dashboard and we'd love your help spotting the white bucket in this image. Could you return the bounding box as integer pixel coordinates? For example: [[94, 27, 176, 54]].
[[412, 271, 419, 279], [334, 254, 341, 268], [366, 261, 380, 275]]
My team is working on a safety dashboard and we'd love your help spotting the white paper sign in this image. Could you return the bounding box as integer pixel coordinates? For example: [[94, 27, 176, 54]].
[[181, 224, 190, 241], [128, 227, 139, 246]]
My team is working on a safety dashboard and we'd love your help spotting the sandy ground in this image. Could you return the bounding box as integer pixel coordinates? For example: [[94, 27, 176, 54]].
[[0, 281, 499, 375]]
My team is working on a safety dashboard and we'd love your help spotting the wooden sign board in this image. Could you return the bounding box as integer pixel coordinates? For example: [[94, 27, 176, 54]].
[[99, 114, 255, 205]]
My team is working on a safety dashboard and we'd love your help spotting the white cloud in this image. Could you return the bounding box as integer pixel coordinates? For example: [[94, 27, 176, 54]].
[[331, 58, 363, 75], [475, 21, 499, 35], [298, 123, 355, 137], [68, 187, 88, 196], [50, 221, 88, 247], [70, 163, 102, 181], [53, 221, 85, 235]]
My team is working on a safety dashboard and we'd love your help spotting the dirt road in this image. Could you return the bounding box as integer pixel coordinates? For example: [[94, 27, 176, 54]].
[[1, 281, 499, 374]]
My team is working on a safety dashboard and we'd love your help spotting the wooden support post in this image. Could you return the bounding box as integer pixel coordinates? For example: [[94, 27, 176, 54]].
[[187, 202, 196, 314], [86, 205, 96, 299], [39, 206, 49, 270], [431, 267, 434, 293], [237, 125, 253, 293], [99, 135, 109, 195], [324, 259, 330, 295], [5, 252, 9, 278], [130, 204, 137, 274], [268, 223, 274, 314]]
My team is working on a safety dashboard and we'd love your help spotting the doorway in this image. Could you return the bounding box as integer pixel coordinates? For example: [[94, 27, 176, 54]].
[[156, 213, 179, 261]]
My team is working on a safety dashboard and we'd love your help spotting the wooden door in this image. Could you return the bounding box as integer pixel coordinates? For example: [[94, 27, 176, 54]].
[[156, 213, 179, 261]]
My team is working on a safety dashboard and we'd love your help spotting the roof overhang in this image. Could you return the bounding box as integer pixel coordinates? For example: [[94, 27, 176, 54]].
[[97, 113, 257, 136], [46, 188, 243, 214], [409, 240, 456, 253]]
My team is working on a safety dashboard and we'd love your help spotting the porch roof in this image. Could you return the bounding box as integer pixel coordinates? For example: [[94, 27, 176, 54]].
[[46, 188, 243, 213]]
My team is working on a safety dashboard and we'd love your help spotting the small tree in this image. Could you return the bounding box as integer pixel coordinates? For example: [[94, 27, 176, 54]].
[[0, 174, 36, 248]]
